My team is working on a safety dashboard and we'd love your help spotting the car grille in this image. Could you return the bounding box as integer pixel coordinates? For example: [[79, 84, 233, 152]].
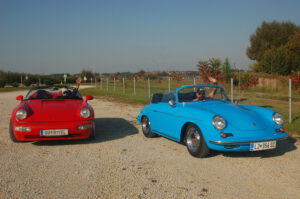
[[24, 133, 82, 139]]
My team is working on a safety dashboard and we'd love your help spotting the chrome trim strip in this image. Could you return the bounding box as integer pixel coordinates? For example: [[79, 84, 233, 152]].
[[152, 130, 180, 142], [209, 136, 288, 145]]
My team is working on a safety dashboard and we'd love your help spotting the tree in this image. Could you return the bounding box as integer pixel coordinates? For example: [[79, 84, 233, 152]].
[[259, 46, 291, 75], [222, 58, 233, 83], [197, 58, 223, 83], [285, 32, 300, 72], [66, 76, 77, 84], [247, 21, 299, 62], [138, 70, 146, 79], [43, 77, 56, 86], [146, 73, 158, 80], [0, 79, 6, 88], [80, 69, 94, 80], [247, 21, 300, 75], [249, 62, 261, 72], [23, 79, 31, 87]]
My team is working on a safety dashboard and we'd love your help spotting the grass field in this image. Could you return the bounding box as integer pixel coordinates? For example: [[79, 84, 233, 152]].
[[80, 79, 300, 136], [2, 81, 297, 136]]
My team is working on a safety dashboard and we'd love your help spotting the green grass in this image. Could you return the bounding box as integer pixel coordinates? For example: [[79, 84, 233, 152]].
[[81, 79, 198, 104], [80, 79, 300, 136]]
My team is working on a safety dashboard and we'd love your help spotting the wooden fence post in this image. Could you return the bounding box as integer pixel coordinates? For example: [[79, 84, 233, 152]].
[[134, 77, 136, 95], [231, 78, 234, 103], [289, 79, 292, 123], [148, 78, 151, 98]]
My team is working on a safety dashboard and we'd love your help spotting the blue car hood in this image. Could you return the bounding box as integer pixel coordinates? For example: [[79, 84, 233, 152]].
[[184, 101, 268, 131]]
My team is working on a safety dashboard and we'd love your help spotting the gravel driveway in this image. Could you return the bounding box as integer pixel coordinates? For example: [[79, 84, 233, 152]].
[[0, 90, 299, 199]]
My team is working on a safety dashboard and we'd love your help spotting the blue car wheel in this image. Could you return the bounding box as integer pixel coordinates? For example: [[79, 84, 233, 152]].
[[185, 124, 209, 158], [142, 116, 156, 138]]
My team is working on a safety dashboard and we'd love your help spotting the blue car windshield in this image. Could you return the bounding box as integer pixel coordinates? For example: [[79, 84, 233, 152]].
[[178, 86, 229, 103]]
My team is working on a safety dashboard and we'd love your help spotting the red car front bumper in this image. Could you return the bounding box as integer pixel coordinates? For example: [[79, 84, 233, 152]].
[[12, 120, 94, 141]]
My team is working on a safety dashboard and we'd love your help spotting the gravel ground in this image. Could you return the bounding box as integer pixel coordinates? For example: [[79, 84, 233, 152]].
[[0, 90, 299, 199]]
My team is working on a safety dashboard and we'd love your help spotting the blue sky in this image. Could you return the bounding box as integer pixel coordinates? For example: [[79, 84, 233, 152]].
[[0, 0, 300, 74]]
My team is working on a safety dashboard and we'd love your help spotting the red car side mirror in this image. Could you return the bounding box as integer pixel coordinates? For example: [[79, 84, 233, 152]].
[[85, 95, 93, 102], [16, 95, 24, 101]]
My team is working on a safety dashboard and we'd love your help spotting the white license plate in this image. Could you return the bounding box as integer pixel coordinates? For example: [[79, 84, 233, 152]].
[[250, 141, 276, 151], [40, 129, 68, 136]]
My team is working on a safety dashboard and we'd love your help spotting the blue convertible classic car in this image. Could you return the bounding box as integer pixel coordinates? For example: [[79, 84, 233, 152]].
[[137, 84, 288, 158]]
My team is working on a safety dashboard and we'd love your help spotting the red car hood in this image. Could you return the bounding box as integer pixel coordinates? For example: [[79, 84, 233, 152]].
[[26, 99, 85, 122]]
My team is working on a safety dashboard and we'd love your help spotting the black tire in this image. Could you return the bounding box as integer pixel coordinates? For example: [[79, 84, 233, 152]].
[[141, 116, 156, 138], [9, 120, 20, 142], [185, 123, 209, 158], [88, 124, 96, 140]]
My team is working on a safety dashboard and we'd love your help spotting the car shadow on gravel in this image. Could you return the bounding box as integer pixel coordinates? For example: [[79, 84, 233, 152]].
[[32, 118, 138, 146], [207, 137, 298, 158]]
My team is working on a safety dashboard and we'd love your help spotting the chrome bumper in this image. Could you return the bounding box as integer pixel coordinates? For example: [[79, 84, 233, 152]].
[[209, 136, 288, 145]]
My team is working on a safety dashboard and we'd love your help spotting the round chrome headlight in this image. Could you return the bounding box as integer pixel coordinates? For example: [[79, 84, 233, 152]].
[[80, 108, 91, 118], [212, 115, 226, 130], [273, 112, 284, 125], [16, 109, 27, 120]]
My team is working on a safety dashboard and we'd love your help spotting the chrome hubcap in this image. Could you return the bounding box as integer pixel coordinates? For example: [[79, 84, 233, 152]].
[[186, 127, 201, 152], [142, 118, 150, 133]]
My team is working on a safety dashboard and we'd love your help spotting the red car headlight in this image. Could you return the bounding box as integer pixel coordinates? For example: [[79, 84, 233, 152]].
[[80, 108, 91, 118], [16, 109, 27, 120]]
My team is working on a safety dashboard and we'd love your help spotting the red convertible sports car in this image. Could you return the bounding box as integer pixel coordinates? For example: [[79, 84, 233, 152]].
[[10, 86, 95, 142]]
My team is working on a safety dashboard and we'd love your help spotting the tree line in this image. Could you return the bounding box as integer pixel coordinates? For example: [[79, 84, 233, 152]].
[[0, 70, 79, 88], [1, 20, 299, 88], [0, 69, 198, 88], [197, 20, 300, 88]]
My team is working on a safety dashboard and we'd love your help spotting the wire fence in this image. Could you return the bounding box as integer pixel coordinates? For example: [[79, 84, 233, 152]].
[[87, 77, 299, 132]]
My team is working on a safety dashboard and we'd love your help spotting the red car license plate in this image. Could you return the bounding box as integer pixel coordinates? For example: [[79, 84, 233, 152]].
[[40, 129, 69, 136]]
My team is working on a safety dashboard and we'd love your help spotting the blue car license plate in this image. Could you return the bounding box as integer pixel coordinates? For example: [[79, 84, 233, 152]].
[[250, 141, 276, 151]]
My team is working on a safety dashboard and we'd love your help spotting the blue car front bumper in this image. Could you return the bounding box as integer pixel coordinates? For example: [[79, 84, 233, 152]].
[[207, 134, 289, 151]]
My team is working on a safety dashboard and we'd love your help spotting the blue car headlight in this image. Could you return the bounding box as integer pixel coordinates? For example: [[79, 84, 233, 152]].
[[273, 112, 284, 126], [212, 115, 226, 130]]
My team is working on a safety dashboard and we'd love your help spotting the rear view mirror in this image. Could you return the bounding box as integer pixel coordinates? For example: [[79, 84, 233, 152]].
[[85, 95, 93, 102], [168, 100, 176, 107], [16, 95, 23, 101]]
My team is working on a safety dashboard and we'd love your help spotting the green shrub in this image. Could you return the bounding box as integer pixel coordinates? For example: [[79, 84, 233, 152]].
[[23, 79, 31, 87], [0, 79, 6, 88], [11, 82, 19, 87], [44, 79, 55, 86]]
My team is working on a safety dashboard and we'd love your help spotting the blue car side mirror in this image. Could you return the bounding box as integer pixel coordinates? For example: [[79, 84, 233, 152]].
[[168, 100, 176, 107]]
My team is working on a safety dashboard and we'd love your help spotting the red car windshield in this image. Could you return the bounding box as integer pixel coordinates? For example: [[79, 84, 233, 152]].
[[25, 87, 82, 100]]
